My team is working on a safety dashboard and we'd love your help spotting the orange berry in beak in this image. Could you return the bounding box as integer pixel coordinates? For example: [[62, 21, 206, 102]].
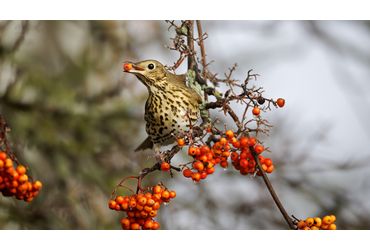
[[123, 63, 133, 72]]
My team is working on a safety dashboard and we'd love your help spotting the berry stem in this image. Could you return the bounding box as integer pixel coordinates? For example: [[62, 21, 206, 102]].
[[250, 148, 296, 229]]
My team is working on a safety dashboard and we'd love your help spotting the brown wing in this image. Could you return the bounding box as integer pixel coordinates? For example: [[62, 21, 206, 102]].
[[166, 72, 187, 86]]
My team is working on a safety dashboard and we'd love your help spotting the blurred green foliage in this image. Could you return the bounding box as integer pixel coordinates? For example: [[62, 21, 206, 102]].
[[0, 20, 160, 229]]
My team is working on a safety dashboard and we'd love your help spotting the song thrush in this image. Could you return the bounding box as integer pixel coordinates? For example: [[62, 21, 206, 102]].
[[123, 60, 202, 151]]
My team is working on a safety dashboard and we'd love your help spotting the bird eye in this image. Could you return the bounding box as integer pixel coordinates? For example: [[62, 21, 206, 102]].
[[148, 63, 155, 70]]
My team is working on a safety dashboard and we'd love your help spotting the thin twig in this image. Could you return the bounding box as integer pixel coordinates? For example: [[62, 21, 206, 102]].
[[196, 20, 207, 79], [186, 20, 195, 70], [251, 149, 296, 229]]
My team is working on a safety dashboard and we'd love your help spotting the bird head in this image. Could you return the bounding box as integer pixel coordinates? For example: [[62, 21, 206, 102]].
[[123, 60, 167, 88]]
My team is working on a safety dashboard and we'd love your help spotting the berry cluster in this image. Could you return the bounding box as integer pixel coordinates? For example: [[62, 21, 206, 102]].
[[177, 129, 275, 182], [296, 215, 337, 230], [109, 184, 176, 230], [0, 151, 42, 202], [230, 136, 274, 176]]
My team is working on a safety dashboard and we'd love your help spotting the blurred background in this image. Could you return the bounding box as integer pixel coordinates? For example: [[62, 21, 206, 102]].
[[0, 20, 369, 229]]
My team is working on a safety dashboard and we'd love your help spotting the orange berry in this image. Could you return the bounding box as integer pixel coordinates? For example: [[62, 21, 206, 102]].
[[264, 158, 272, 167], [254, 145, 264, 154], [225, 130, 234, 138], [219, 137, 228, 145], [191, 172, 201, 182], [152, 221, 160, 230], [199, 154, 208, 162], [140, 211, 149, 218], [330, 215, 336, 223], [146, 198, 155, 207], [200, 146, 210, 155], [16, 165, 27, 175], [193, 161, 204, 171], [261, 164, 268, 172], [161, 190, 170, 199], [0, 152, 7, 161], [129, 199, 137, 208], [311, 226, 319, 230], [252, 107, 260, 116], [313, 217, 322, 227], [297, 220, 306, 229], [108, 200, 117, 210], [130, 223, 140, 230], [115, 196, 124, 205], [149, 210, 157, 217], [231, 152, 239, 161], [153, 185, 162, 194], [144, 219, 153, 229], [127, 211, 135, 218], [153, 193, 162, 201], [183, 168, 193, 178], [195, 148, 201, 156], [152, 202, 160, 210], [220, 161, 228, 168], [121, 201, 129, 210], [222, 151, 230, 157], [188, 147, 197, 156], [5, 158, 13, 168], [248, 137, 257, 147], [305, 218, 314, 227], [320, 224, 329, 230], [266, 165, 275, 173], [121, 218, 130, 229], [239, 137, 248, 148], [169, 191, 176, 198], [322, 215, 333, 225], [230, 137, 238, 144], [200, 171, 207, 179], [144, 206, 152, 213], [33, 181, 42, 190], [276, 98, 285, 108], [328, 224, 337, 230], [123, 63, 133, 72], [138, 197, 147, 206], [18, 174, 28, 182], [239, 159, 248, 168], [206, 167, 215, 174], [177, 138, 185, 147], [160, 162, 171, 171], [232, 141, 240, 148]]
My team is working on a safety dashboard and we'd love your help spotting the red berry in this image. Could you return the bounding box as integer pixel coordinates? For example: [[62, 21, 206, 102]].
[[160, 162, 171, 171], [193, 161, 204, 171], [191, 172, 201, 182], [188, 147, 197, 156], [248, 137, 257, 147], [239, 159, 248, 168], [177, 138, 185, 147], [183, 168, 193, 178], [252, 107, 260, 116], [225, 130, 234, 138], [276, 98, 285, 108], [254, 145, 264, 154], [239, 137, 248, 148]]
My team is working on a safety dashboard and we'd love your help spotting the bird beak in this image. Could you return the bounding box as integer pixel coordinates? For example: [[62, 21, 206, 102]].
[[123, 62, 145, 73]]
